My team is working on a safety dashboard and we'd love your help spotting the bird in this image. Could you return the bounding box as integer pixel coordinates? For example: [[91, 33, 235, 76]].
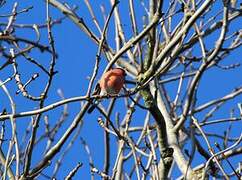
[[87, 68, 126, 114]]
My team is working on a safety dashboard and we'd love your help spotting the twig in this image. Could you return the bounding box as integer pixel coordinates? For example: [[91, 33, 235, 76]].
[[64, 162, 83, 180], [192, 116, 229, 179]]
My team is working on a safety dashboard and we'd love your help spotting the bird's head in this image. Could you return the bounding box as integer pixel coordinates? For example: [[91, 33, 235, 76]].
[[114, 68, 126, 77]]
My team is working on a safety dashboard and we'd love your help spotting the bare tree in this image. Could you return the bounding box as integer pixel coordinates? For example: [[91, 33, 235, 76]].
[[0, 0, 241, 179]]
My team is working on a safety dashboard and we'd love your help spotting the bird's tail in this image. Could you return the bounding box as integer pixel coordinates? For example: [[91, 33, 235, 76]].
[[87, 99, 101, 114], [87, 83, 101, 114], [87, 103, 97, 114]]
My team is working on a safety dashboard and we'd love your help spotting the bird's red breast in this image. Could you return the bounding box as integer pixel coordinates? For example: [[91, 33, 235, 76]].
[[99, 68, 126, 95]]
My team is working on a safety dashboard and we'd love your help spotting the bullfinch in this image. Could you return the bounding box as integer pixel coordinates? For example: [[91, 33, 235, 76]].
[[87, 68, 126, 114]]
